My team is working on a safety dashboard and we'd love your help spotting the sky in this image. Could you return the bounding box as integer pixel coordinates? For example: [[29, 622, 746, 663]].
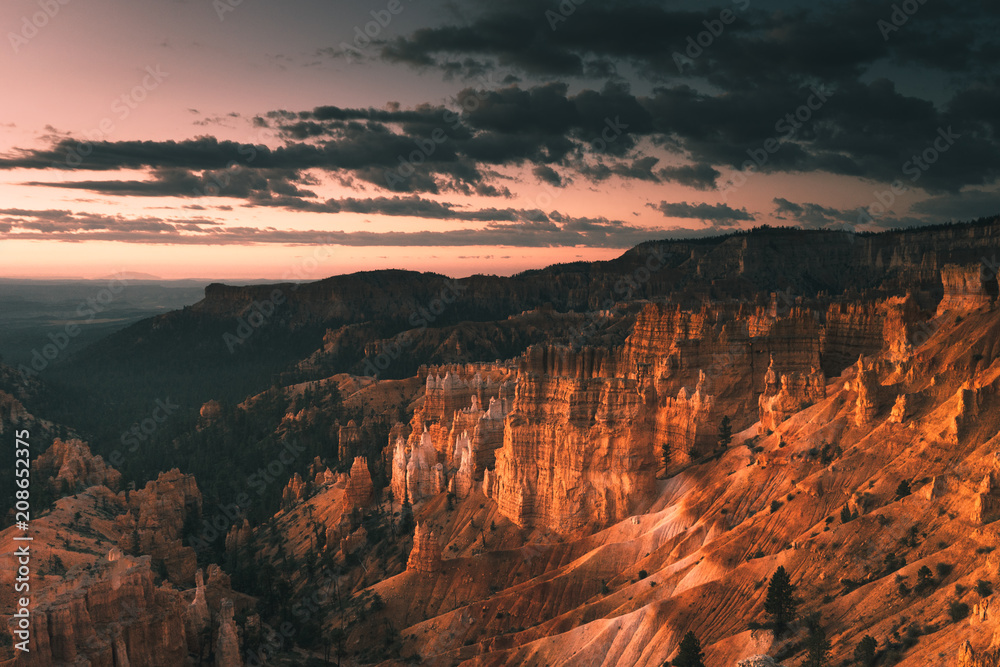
[[0, 0, 998, 280]]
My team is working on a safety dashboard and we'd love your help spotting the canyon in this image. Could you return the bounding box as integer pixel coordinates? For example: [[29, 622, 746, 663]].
[[4, 219, 1000, 665]]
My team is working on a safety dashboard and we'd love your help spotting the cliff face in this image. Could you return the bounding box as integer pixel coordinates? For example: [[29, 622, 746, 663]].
[[960, 642, 1000, 667], [939, 263, 999, 315], [33, 437, 122, 493], [493, 346, 658, 533], [344, 456, 374, 511], [392, 429, 445, 503], [758, 358, 826, 433], [21, 554, 190, 666], [390, 364, 514, 504], [488, 309, 825, 532], [622, 302, 829, 441], [115, 469, 202, 586], [406, 522, 443, 573], [1, 441, 251, 667], [16, 225, 1000, 667], [853, 356, 881, 426], [16, 554, 250, 667], [385, 290, 931, 533], [190, 223, 1000, 328]]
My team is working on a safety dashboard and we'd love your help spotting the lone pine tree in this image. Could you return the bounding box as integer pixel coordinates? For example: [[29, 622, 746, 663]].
[[764, 565, 798, 635], [670, 631, 705, 667], [718, 415, 733, 448], [854, 635, 878, 666], [805, 616, 831, 667]]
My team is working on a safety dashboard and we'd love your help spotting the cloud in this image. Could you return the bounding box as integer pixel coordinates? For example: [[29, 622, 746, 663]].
[[4, 3, 1000, 207], [532, 165, 562, 187], [578, 156, 660, 183], [0, 207, 668, 248], [910, 189, 1000, 220], [658, 163, 720, 190], [368, 1, 1000, 194], [651, 201, 754, 225], [8, 71, 997, 198], [249, 194, 550, 223], [378, 1, 1000, 84], [27, 167, 316, 199], [772, 198, 860, 229], [0, 208, 222, 234]]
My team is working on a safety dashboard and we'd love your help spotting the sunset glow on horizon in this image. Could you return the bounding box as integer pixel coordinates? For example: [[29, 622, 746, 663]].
[[2, 0, 998, 280]]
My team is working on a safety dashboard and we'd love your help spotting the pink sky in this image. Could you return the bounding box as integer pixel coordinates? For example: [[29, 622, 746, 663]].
[[2, 0, 993, 280]]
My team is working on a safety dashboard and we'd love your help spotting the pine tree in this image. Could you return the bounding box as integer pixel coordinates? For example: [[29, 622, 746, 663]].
[[915, 565, 935, 594], [805, 616, 831, 667], [764, 565, 797, 636], [399, 490, 414, 533], [853, 635, 878, 666], [671, 631, 705, 667], [718, 416, 733, 449], [662, 441, 671, 470]]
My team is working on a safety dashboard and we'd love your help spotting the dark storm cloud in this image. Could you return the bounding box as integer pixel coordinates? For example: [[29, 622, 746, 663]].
[[3, 1, 999, 204], [910, 190, 1000, 221], [652, 201, 754, 224], [373, 0, 1000, 194], [0, 82, 655, 194], [27, 167, 316, 199], [381, 0, 999, 84], [25, 165, 553, 223], [772, 198, 860, 228], [770, 197, 938, 230], [381, 9, 590, 76], [10, 69, 997, 197], [578, 156, 660, 183], [0, 134, 460, 173], [658, 163, 720, 190], [533, 165, 562, 187]]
